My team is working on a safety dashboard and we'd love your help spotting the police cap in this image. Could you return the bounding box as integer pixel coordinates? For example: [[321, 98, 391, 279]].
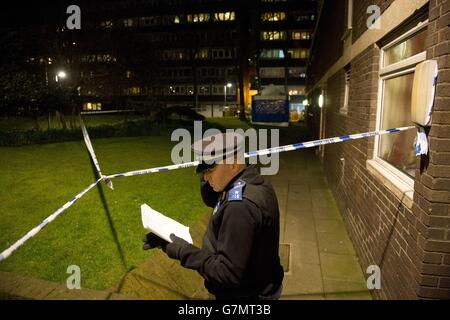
[[192, 132, 245, 174]]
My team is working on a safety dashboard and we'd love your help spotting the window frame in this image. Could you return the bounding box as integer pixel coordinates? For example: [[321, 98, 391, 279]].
[[369, 20, 429, 205]]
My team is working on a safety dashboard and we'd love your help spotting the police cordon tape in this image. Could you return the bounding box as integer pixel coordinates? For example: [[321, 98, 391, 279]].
[[105, 125, 416, 179], [0, 125, 417, 262], [79, 116, 114, 190]]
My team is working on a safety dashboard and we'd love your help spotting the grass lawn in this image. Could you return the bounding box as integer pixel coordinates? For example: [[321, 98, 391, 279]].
[[205, 116, 251, 131], [0, 134, 209, 290]]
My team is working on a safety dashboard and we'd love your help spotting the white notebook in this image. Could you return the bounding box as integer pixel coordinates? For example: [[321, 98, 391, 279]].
[[141, 203, 193, 244]]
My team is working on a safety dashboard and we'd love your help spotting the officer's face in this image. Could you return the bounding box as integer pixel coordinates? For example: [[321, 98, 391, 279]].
[[203, 164, 233, 192]]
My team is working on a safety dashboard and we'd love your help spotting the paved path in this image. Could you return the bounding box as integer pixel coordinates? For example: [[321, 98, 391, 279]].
[[266, 150, 371, 300], [262, 123, 371, 300]]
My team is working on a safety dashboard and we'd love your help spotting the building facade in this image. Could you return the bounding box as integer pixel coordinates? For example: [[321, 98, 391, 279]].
[[307, 0, 450, 299], [8, 0, 316, 118]]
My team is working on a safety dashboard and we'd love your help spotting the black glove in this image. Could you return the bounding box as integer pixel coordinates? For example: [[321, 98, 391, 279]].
[[142, 232, 168, 251], [165, 233, 191, 260]]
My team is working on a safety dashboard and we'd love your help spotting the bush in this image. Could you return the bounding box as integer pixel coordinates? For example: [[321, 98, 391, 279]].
[[0, 119, 225, 147]]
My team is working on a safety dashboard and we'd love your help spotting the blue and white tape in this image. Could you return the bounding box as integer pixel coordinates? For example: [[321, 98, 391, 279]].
[[0, 125, 417, 262], [0, 178, 102, 262], [106, 126, 416, 179], [79, 116, 114, 190]]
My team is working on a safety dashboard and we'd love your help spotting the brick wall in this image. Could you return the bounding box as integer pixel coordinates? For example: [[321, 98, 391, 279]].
[[352, 0, 396, 42], [320, 0, 450, 299], [324, 45, 421, 299], [413, 0, 450, 299]]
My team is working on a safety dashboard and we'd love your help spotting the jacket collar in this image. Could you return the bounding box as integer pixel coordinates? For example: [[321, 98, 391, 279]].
[[224, 165, 263, 192]]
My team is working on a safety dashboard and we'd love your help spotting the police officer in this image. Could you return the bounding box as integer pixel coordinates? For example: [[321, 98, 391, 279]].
[[143, 132, 284, 300]]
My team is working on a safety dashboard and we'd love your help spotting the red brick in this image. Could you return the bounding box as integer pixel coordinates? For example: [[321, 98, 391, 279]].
[[421, 263, 450, 276], [440, 277, 450, 288], [418, 274, 440, 286], [444, 254, 450, 264], [424, 240, 450, 253], [438, 12, 450, 29], [423, 252, 444, 264], [430, 125, 450, 138], [432, 111, 450, 124], [417, 286, 450, 299], [430, 151, 450, 167], [429, 137, 450, 152]]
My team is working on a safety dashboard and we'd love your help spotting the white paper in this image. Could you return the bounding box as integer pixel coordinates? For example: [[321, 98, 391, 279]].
[[140, 204, 193, 244]]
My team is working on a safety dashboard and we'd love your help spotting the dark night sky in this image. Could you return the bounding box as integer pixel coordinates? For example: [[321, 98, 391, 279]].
[[0, 1, 88, 28]]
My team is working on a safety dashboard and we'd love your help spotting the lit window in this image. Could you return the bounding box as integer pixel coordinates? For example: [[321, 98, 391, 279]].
[[196, 49, 209, 59], [187, 13, 210, 23], [261, 12, 286, 21], [83, 102, 102, 111], [130, 87, 141, 95], [260, 49, 285, 59], [214, 12, 236, 21], [292, 31, 311, 40], [100, 20, 113, 29], [288, 49, 310, 59], [261, 31, 286, 40], [376, 25, 428, 178]]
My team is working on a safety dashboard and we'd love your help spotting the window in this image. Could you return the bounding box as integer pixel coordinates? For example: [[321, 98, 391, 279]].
[[260, 49, 285, 59], [260, 67, 285, 78], [288, 49, 310, 59], [214, 12, 235, 21], [162, 50, 186, 60], [211, 49, 232, 59], [198, 85, 210, 95], [375, 22, 428, 180], [261, 31, 286, 40], [261, 12, 286, 21], [168, 86, 186, 96], [292, 31, 311, 40], [123, 19, 134, 27], [290, 11, 315, 21], [289, 67, 307, 78], [139, 16, 161, 26], [212, 85, 225, 95], [195, 49, 209, 59], [100, 20, 113, 29], [83, 102, 102, 111], [187, 13, 210, 23]]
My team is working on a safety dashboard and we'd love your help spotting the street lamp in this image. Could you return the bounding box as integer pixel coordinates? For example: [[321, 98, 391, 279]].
[[55, 71, 67, 82], [318, 94, 324, 108], [224, 82, 232, 108]]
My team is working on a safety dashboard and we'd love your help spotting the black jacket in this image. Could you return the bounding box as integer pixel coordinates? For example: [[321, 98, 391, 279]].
[[176, 165, 284, 299]]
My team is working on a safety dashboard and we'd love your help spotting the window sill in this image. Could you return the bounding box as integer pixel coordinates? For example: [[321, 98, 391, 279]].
[[366, 159, 414, 209]]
